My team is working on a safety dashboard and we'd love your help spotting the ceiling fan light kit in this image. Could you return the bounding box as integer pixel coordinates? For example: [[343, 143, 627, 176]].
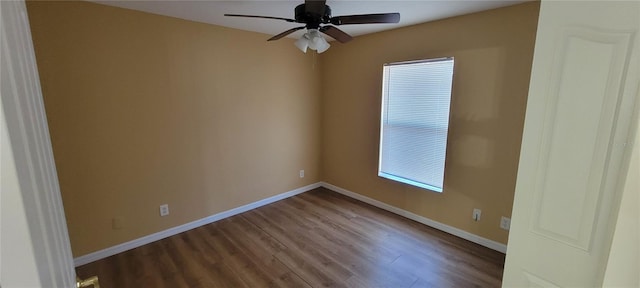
[[225, 0, 400, 54], [295, 29, 330, 53]]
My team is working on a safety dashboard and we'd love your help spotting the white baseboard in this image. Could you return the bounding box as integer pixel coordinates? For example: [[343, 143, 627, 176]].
[[321, 182, 508, 254], [75, 181, 506, 266], [73, 182, 322, 267]]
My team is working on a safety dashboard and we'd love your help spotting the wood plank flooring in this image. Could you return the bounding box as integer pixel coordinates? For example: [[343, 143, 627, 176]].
[[76, 188, 505, 287]]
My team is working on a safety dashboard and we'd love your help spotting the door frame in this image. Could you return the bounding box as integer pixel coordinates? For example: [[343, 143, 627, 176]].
[[1, 0, 76, 287]]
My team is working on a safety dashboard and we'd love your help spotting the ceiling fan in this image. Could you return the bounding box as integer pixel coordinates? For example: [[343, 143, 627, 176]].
[[224, 0, 400, 53]]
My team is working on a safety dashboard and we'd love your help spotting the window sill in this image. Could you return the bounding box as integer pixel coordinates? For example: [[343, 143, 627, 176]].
[[378, 172, 443, 193]]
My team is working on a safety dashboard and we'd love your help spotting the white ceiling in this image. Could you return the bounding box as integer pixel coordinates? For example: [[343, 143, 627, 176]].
[[91, 0, 530, 41]]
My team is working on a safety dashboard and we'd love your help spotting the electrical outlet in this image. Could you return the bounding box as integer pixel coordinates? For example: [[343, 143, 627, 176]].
[[472, 208, 481, 221], [299, 170, 305, 178], [159, 204, 169, 216], [500, 216, 511, 230]]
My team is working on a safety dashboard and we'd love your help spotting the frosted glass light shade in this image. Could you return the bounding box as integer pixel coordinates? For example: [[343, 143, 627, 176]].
[[294, 37, 309, 53], [295, 29, 330, 54], [315, 37, 330, 53]]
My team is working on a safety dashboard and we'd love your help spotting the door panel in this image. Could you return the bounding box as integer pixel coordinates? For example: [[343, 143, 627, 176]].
[[531, 26, 632, 251], [503, 1, 640, 287]]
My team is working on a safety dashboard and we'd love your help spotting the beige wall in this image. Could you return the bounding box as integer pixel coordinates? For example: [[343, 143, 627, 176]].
[[321, 2, 539, 244], [27, 1, 321, 256], [27, 1, 540, 257]]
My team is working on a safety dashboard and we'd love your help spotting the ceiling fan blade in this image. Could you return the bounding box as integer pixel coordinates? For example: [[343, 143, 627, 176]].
[[330, 13, 400, 25], [304, 0, 327, 16], [268, 26, 306, 41], [224, 14, 296, 23], [320, 26, 353, 43]]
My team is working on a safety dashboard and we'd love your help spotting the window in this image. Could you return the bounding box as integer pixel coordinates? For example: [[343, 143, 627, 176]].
[[378, 58, 454, 192]]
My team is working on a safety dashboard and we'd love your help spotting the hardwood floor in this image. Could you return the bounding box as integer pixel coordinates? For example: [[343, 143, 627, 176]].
[[77, 188, 505, 287]]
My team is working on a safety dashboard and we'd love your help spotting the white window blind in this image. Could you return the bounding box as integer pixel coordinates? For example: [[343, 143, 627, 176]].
[[378, 58, 454, 192]]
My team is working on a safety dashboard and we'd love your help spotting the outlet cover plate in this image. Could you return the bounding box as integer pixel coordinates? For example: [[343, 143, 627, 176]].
[[160, 204, 169, 216], [500, 216, 511, 230], [473, 208, 481, 221]]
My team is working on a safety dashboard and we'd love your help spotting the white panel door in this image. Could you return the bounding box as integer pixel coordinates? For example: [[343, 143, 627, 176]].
[[503, 0, 640, 287]]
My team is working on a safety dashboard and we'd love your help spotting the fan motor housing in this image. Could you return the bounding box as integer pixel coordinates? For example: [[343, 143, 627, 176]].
[[295, 4, 331, 28]]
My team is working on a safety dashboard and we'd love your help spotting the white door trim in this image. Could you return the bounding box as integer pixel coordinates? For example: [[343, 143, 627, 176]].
[[1, 1, 76, 287]]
